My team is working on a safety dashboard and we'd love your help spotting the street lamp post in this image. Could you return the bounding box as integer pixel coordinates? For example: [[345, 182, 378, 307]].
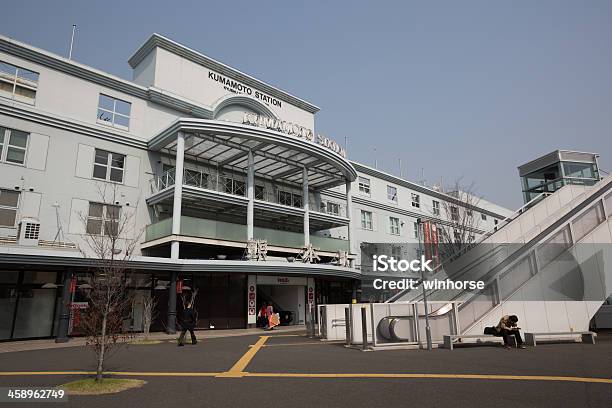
[[417, 218, 433, 351]]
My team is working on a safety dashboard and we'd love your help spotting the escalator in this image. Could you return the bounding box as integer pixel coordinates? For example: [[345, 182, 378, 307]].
[[382, 176, 612, 342]]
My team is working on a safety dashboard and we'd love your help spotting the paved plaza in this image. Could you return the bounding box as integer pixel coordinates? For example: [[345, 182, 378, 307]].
[[0, 330, 611, 407]]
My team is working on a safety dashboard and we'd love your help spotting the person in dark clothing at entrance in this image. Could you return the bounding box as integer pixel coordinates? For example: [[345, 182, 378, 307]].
[[496, 315, 525, 349], [178, 304, 197, 346]]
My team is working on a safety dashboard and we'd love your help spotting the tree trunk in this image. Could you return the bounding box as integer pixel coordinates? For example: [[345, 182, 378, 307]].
[[96, 312, 107, 381]]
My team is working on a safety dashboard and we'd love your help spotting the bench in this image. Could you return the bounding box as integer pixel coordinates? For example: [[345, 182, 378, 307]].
[[443, 334, 515, 350], [524, 331, 596, 347]]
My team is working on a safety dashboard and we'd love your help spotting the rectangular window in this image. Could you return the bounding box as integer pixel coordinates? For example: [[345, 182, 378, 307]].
[[563, 162, 596, 179], [572, 202, 605, 242], [279, 191, 292, 206], [93, 149, 125, 183], [86, 203, 120, 236], [97, 94, 131, 130], [450, 206, 459, 221], [292, 193, 302, 208], [413, 222, 419, 239], [358, 177, 370, 196], [454, 230, 462, 242], [255, 185, 265, 200], [387, 185, 398, 203], [389, 217, 400, 235], [0, 127, 29, 165], [537, 226, 572, 269], [184, 169, 208, 188], [411, 193, 420, 208], [0, 61, 39, 104], [326, 202, 340, 215], [481, 213, 487, 221], [0, 189, 19, 227], [360, 210, 372, 230], [432, 200, 440, 216], [227, 179, 246, 196], [278, 191, 302, 207]]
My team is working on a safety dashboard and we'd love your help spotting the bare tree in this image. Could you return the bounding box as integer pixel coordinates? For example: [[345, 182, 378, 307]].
[[78, 184, 142, 381], [141, 295, 157, 341], [437, 179, 482, 262]]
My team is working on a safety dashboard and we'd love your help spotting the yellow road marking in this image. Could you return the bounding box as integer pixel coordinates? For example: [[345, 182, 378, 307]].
[[216, 336, 269, 378], [0, 371, 611, 384], [260, 341, 344, 347], [245, 372, 612, 384]]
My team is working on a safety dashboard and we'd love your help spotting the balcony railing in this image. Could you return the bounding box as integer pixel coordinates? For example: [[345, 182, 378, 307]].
[[150, 169, 347, 217], [145, 216, 349, 253]]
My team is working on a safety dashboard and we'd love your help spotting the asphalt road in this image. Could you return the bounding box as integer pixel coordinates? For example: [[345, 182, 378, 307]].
[[0, 332, 611, 408]]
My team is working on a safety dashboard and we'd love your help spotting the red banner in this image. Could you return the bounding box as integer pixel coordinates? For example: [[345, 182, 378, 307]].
[[69, 276, 77, 294], [422, 221, 440, 270]]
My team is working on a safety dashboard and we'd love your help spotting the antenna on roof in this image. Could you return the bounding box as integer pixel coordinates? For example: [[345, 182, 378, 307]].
[[68, 24, 77, 60], [399, 158, 403, 178], [374, 147, 378, 169]]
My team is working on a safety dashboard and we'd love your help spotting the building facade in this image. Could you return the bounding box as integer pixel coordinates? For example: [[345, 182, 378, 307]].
[[0, 33, 512, 341]]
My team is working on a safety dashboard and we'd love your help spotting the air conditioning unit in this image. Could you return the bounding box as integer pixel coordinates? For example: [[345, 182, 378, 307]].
[[18, 217, 41, 246]]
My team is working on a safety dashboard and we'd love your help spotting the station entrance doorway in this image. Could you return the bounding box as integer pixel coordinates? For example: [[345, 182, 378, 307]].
[[255, 276, 311, 326]]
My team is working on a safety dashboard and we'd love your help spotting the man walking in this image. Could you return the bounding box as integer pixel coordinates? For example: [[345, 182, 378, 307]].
[[178, 303, 198, 346]]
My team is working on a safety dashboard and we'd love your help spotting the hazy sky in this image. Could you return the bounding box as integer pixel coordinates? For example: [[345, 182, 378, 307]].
[[2, 1, 610, 209]]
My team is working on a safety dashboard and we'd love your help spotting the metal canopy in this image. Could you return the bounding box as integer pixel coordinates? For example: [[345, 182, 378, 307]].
[[149, 119, 357, 190]]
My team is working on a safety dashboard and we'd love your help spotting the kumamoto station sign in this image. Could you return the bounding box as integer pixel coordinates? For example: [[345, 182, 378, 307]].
[[207, 69, 347, 158], [242, 113, 347, 158]]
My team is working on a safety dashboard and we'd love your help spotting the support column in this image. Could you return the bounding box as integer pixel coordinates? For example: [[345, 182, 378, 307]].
[[247, 149, 254, 240], [55, 269, 73, 343], [167, 271, 177, 334], [170, 131, 185, 259], [303, 167, 310, 246], [346, 180, 354, 258]]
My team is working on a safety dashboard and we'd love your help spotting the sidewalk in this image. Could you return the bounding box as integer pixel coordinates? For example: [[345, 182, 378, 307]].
[[0, 325, 306, 354]]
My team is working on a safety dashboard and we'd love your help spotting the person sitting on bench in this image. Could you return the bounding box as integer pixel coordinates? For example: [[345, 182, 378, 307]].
[[496, 315, 525, 349]]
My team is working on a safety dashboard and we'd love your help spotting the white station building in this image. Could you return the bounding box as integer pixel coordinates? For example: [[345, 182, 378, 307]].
[[0, 33, 513, 341]]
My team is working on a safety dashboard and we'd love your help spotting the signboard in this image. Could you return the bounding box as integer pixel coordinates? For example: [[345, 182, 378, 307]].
[[307, 278, 315, 308], [423, 222, 440, 269], [208, 71, 283, 108], [69, 276, 77, 294], [68, 302, 88, 335], [242, 113, 347, 158], [256, 275, 308, 286], [247, 276, 257, 324]]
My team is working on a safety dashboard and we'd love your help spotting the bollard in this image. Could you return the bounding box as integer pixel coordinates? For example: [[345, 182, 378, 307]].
[[307, 304, 315, 338], [361, 307, 368, 351], [344, 307, 351, 346]]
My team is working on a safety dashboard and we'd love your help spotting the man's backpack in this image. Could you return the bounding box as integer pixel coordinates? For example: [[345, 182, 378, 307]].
[[483, 326, 496, 335]]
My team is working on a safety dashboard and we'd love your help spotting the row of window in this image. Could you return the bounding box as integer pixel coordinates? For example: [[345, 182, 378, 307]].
[[0, 187, 120, 235], [359, 209, 480, 241], [0, 124, 128, 185], [358, 176, 492, 222], [1, 126, 125, 185], [360, 209, 422, 238], [1, 60, 132, 131]]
